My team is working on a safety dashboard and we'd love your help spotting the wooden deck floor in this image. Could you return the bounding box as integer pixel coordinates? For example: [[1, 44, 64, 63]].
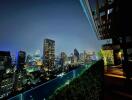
[[104, 66, 132, 100]]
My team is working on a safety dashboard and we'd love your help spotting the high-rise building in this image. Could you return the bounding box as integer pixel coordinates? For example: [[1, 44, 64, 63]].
[[60, 52, 67, 66], [17, 51, 26, 71], [33, 50, 42, 66], [0, 51, 12, 71], [79, 53, 84, 62], [43, 39, 55, 70], [26, 54, 32, 65], [70, 53, 74, 63], [0, 51, 13, 99], [82, 0, 132, 66], [74, 48, 79, 61]]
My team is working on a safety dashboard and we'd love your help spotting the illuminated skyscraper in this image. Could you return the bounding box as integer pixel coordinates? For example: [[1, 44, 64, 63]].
[[17, 51, 26, 71], [33, 50, 42, 66], [43, 39, 55, 70], [60, 52, 67, 66], [0, 51, 13, 99], [74, 48, 79, 61], [79, 53, 84, 62]]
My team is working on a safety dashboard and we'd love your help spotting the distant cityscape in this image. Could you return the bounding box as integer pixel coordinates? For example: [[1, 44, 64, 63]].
[[0, 38, 98, 99]]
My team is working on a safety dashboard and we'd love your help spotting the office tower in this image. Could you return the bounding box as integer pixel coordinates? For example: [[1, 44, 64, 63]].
[[70, 53, 74, 63], [14, 51, 26, 93], [73, 48, 79, 63], [0, 51, 12, 75], [11, 54, 16, 65], [34, 50, 41, 60], [17, 51, 26, 71], [0, 51, 13, 99], [43, 39, 55, 70], [33, 50, 42, 66], [26, 54, 32, 65], [60, 52, 67, 66], [0, 51, 12, 71], [74, 49, 79, 62], [79, 53, 84, 62], [83, 51, 89, 63]]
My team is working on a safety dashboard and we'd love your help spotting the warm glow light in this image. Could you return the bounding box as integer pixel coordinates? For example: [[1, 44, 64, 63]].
[[118, 51, 122, 59], [101, 49, 114, 65]]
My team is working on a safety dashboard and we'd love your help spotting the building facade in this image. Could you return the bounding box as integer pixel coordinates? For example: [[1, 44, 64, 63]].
[[0, 51, 14, 99], [43, 39, 55, 70]]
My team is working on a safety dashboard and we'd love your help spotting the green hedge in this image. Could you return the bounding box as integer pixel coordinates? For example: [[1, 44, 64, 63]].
[[48, 60, 104, 100]]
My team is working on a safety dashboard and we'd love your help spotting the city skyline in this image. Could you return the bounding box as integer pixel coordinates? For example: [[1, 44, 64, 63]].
[[0, 0, 106, 56]]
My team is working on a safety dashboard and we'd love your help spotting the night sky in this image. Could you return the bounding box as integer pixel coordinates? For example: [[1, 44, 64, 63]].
[[0, 0, 106, 56]]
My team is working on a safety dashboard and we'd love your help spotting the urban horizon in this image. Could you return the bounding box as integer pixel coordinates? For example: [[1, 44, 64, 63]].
[[0, 38, 98, 99], [0, 0, 106, 56], [1, 38, 99, 58], [0, 0, 104, 99]]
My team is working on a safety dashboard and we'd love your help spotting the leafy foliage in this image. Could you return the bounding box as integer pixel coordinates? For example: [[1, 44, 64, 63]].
[[49, 60, 104, 100]]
